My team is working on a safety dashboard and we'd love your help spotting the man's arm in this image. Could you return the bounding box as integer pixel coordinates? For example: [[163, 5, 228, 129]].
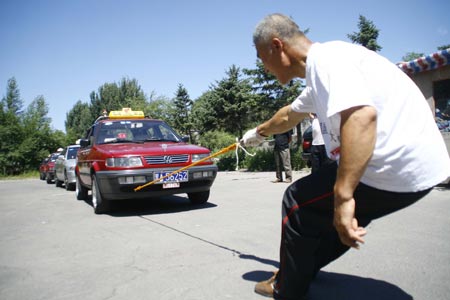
[[257, 105, 308, 137], [333, 105, 377, 249]]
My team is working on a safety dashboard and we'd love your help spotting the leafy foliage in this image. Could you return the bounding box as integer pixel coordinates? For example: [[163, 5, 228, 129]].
[[89, 77, 147, 120], [208, 65, 257, 137], [171, 84, 193, 140], [347, 15, 382, 52], [65, 100, 92, 143], [0, 79, 64, 175], [402, 52, 425, 62], [244, 60, 303, 121], [195, 130, 237, 171]]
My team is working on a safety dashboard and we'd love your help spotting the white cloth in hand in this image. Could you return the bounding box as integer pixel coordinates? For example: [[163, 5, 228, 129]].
[[240, 127, 266, 147]]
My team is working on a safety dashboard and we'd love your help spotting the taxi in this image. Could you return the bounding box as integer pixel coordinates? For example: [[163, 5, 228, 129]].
[[75, 108, 218, 214]]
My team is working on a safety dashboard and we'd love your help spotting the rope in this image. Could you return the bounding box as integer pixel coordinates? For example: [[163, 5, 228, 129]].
[[134, 141, 255, 192]]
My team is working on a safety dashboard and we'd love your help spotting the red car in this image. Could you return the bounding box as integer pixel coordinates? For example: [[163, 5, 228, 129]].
[[301, 125, 312, 168], [40, 153, 60, 184], [75, 108, 218, 214], [39, 157, 50, 180]]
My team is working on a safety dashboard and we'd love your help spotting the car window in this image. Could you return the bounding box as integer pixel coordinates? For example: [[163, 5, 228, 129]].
[[96, 120, 182, 144], [67, 147, 79, 159], [158, 123, 180, 141]]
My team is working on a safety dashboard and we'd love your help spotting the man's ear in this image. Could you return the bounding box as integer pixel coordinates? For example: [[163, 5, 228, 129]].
[[271, 38, 284, 51]]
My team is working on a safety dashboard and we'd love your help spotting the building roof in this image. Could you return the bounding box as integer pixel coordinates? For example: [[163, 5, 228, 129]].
[[397, 48, 450, 75]]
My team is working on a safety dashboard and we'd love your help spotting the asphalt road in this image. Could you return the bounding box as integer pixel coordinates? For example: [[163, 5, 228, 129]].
[[0, 171, 449, 300]]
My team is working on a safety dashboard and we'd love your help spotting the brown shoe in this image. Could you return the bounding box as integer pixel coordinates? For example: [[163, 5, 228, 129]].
[[271, 179, 282, 183], [254, 271, 278, 298], [285, 178, 292, 183]]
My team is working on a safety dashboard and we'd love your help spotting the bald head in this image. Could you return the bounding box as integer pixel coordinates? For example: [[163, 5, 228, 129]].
[[253, 13, 306, 47]]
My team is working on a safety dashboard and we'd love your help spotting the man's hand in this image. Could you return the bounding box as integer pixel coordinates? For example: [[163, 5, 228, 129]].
[[333, 197, 367, 249], [333, 105, 376, 249], [240, 128, 266, 147]]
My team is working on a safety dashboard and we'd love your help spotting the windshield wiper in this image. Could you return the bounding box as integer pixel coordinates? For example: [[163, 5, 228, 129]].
[[136, 138, 179, 143], [101, 139, 134, 144]]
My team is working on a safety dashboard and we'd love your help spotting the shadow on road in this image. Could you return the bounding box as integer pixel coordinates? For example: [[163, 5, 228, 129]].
[[82, 194, 217, 217], [309, 271, 413, 300], [242, 270, 413, 300]]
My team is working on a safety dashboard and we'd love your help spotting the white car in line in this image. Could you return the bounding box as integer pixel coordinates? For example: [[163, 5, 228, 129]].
[[55, 145, 80, 191]]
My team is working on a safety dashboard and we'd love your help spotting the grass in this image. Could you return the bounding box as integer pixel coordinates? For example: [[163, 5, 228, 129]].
[[0, 170, 40, 180]]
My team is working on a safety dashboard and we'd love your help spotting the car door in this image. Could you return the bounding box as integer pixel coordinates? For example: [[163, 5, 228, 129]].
[[77, 126, 95, 187], [55, 148, 67, 180]]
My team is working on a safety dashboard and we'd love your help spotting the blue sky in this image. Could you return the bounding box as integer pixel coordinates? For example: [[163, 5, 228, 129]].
[[1, 0, 449, 132]]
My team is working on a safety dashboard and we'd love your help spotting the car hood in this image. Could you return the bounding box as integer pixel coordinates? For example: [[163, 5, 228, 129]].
[[94, 142, 211, 156]]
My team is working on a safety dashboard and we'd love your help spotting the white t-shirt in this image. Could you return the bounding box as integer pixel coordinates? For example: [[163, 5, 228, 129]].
[[311, 118, 324, 146], [291, 41, 450, 192]]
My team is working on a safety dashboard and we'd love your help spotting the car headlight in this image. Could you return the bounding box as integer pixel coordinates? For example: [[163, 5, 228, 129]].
[[192, 153, 212, 162], [105, 156, 143, 167]]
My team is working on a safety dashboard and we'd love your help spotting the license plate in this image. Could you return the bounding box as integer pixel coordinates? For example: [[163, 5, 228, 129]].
[[154, 171, 188, 184]]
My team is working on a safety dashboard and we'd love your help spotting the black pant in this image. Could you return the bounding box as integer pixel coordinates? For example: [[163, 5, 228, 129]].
[[310, 144, 330, 173], [274, 162, 432, 300]]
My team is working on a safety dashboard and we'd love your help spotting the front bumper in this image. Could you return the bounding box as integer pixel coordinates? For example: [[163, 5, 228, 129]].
[[94, 165, 218, 200]]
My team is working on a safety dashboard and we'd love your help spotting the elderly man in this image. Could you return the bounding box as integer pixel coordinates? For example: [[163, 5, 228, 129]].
[[241, 13, 450, 300]]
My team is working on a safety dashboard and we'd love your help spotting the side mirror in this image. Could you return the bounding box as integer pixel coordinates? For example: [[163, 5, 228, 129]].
[[181, 136, 190, 143], [80, 139, 90, 148]]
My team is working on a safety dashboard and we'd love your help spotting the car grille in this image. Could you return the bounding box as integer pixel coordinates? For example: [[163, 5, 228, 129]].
[[144, 154, 189, 165]]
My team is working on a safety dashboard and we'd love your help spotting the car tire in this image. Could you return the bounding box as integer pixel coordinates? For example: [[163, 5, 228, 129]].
[[64, 172, 75, 191], [40, 172, 45, 180], [76, 176, 88, 200], [188, 190, 210, 205], [46, 174, 53, 184], [55, 178, 63, 187], [92, 174, 110, 214]]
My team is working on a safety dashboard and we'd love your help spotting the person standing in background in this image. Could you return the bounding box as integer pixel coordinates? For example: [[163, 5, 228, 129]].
[[272, 130, 293, 183], [310, 113, 330, 173]]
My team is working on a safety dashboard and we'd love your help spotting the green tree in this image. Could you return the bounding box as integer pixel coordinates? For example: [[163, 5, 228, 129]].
[[243, 60, 303, 147], [0, 79, 63, 175], [438, 44, 450, 51], [402, 52, 424, 61], [191, 90, 220, 134], [347, 15, 382, 52], [90, 77, 147, 119], [0, 77, 24, 175], [65, 100, 93, 142], [171, 84, 193, 140], [145, 93, 173, 121], [210, 65, 256, 137], [19, 96, 54, 171], [244, 60, 303, 122], [2, 77, 23, 115]]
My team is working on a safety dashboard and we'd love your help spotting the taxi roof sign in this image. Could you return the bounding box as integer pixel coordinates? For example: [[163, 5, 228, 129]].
[[108, 108, 145, 119]]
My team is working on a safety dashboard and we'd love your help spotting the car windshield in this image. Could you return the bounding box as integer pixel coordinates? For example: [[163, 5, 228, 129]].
[[96, 120, 182, 145]]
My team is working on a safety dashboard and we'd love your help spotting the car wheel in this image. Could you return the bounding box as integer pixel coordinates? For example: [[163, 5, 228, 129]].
[[46, 174, 53, 184], [76, 176, 88, 200], [188, 190, 210, 205], [40, 172, 45, 180], [92, 174, 110, 214], [64, 172, 75, 191], [55, 178, 63, 187]]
